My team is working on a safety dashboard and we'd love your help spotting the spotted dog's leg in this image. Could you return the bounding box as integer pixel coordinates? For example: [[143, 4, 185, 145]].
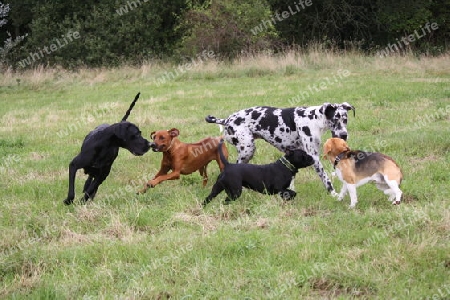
[[225, 129, 256, 164], [312, 157, 337, 196]]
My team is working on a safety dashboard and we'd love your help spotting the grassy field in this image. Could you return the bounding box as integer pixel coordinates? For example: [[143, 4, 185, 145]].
[[1, 51, 449, 299]]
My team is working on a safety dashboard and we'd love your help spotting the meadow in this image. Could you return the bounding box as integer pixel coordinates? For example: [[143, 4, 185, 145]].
[[0, 51, 449, 299]]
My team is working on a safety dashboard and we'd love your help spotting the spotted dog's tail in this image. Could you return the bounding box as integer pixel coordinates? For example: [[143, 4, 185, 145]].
[[218, 139, 229, 166], [205, 115, 226, 133], [205, 115, 227, 125], [121, 92, 140, 122]]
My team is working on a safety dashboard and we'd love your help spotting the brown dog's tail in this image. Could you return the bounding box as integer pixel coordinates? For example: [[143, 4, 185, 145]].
[[218, 139, 229, 166], [121, 92, 140, 122]]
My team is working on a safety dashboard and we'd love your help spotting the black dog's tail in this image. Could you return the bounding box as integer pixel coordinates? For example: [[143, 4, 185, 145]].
[[218, 139, 229, 166], [121, 92, 140, 122]]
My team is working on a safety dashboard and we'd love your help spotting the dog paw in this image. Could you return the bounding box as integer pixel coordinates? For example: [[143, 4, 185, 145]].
[[280, 190, 296, 200], [63, 198, 73, 205], [330, 190, 339, 198]]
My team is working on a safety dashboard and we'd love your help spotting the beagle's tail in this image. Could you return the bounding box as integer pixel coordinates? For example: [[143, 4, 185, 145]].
[[121, 92, 140, 122]]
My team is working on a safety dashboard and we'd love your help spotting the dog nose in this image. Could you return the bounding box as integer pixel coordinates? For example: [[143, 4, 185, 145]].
[[340, 134, 348, 141]]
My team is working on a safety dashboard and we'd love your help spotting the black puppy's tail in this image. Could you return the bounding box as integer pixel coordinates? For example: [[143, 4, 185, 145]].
[[218, 139, 229, 166], [121, 92, 140, 122]]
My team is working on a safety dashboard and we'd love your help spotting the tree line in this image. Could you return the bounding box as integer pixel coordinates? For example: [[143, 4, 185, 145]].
[[1, 0, 449, 70]]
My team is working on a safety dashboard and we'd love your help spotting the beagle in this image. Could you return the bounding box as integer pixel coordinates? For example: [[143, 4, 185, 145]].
[[323, 138, 403, 208]]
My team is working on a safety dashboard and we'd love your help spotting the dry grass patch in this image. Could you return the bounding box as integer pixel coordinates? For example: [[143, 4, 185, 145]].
[[172, 210, 219, 232]]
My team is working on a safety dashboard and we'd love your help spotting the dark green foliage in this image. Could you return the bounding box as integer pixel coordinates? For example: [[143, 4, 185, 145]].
[[176, 0, 277, 58], [1, 0, 449, 68]]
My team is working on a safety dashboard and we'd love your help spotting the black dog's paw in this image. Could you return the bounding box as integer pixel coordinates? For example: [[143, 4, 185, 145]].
[[280, 190, 296, 200], [63, 198, 73, 205]]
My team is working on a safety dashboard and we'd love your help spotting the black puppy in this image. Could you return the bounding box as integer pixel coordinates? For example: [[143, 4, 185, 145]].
[[63, 93, 150, 205], [203, 140, 314, 206]]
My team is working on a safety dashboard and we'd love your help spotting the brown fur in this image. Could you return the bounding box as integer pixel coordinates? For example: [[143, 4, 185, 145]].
[[322, 138, 403, 207], [138, 128, 228, 193], [323, 138, 402, 184]]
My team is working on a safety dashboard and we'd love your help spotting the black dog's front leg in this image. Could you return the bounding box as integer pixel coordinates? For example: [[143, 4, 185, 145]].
[[279, 189, 297, 200], [63, 160, 79, 205], [80, 166, 112, 203], [81, 177, 103, 203], [83, 175, 94, 193]]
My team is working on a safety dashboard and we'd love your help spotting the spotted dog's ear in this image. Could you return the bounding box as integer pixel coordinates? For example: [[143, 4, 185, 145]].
[[321, 103, 337, 120], [341, 102, 355, 117], [168, 128, 180, 137]]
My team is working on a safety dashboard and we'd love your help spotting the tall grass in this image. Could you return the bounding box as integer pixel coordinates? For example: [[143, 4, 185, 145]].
[[0, 50, 449, 299]]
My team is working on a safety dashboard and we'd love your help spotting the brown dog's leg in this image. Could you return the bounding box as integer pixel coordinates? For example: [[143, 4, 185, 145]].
[[138, 164, 171, 194], [199, 164, 208, 187]]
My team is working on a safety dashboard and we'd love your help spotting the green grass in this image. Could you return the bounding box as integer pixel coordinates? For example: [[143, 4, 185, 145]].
[[1, 52, 449, 299]]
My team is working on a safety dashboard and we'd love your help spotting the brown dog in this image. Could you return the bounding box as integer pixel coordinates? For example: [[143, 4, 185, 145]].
[[323, 138, 403, 208], [138, 128, 228, 193]]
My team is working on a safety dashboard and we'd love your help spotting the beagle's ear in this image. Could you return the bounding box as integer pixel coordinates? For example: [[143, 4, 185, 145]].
[[322, 142, 332, 159], [168, 128, 180, 137], [150, 131, 156, 140]]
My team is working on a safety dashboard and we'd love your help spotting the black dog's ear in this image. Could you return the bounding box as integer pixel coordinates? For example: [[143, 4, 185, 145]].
[[114, 123, 129, 142]]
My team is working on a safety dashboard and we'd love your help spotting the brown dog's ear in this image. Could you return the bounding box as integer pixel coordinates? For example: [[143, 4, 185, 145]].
[[150, 131, 156, 139], [168, 128, 180, 137]]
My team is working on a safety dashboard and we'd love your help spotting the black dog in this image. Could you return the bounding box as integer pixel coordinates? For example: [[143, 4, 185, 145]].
[[63, 93, 150, 205], [203, 140, 314, 206]]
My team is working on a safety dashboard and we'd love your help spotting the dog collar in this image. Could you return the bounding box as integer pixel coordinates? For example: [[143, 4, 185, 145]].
[[334, 151, 348, 169], [279, 156, 297, 174], [166, 138, 175, 151]]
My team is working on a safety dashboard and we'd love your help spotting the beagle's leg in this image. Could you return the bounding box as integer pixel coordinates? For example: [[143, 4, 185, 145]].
[[338, 183, 348, 202], [384, 176, 402, 205], [346, 184, 358, 208]]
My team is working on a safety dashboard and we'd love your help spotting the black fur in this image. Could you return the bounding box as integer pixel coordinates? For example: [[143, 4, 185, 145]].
[[203, 140, 314, 206], [63, 93, 150, 205]]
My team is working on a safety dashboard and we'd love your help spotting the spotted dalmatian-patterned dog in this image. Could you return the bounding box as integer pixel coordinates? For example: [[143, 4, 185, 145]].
[[205, 102, 355, 195]]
